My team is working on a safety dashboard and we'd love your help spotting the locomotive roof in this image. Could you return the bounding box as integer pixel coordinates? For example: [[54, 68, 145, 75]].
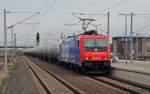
[[66, 35, 107, 40], [78, 35, 108, 39], [66, 30, 107, 39]]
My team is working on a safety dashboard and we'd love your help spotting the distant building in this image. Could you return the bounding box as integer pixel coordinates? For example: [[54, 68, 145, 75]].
[[142, 38, 150, 59], [112, 36, 150, 60]]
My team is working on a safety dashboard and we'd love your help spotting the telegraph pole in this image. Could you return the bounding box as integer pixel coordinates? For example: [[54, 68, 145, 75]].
[[136, 33, 140, 60], [119, 12, 134, 63], [118, 13, 130, 64], [4, 9, 7, 73], [107, 12, 110, 42], [8, 25, 14, 56], [118, 12, 150, 62], [11, 28, 13, 55], [3, 10, 40, 73], [125, 15, 128, 64], [106, 11, 110, 53], [14, 33, 16, 55], [130, 12, 134, 63]]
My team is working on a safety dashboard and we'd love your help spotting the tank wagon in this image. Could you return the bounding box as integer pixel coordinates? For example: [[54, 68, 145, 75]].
[[25, 42, 60, 61], [25, 30, 111, 73]]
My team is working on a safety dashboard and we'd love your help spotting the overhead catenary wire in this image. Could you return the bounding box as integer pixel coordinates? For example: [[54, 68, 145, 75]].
[[30, 0, 57, 35], [138, 28, 150, 35], [80, 0, 127, 16], [134, 22, 150, 33], [95, 0, 128, 21], [131, 14, 150, 33], [18, 0, 52, 41], [81, 0, 100, 12], [63, 0, 99, 28], [62, 0, 101, 32], [78, 0, 128, 29], [9, 12, 40, 28], [130, 15, 150, 30], [37, 0, 57, 23], [38, 0, 50, 11], [135, 15, 150, 22], [101, 0, 127, 12], [62, 0, 127, 36], [20, 0, 50, 28], [7, 1, 49, 46], [93, 0, 128, 37]]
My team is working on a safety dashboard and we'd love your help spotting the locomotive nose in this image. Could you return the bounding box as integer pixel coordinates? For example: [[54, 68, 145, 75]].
[[83, 52, 110, 61]]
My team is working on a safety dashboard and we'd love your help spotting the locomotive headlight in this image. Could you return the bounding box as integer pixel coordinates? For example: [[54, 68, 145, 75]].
[[86, 57, 89, 60], [104, 57, 108, 60], [86, 57, 90, 60]]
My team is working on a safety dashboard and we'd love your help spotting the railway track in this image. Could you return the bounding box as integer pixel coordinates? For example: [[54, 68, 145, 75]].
[[112, 68, 150, 76], [87, 75, 150, 94], [26, 56, 150, 94], [24, 57, 51, 94], [24, 56, 81, 94], [106, 75, 150, 91]]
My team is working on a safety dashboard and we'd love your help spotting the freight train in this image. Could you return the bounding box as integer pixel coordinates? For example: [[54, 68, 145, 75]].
[[24, 30, 111, 73]]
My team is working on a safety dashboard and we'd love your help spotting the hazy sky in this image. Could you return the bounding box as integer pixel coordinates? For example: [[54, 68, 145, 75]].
[[0, 0, 150, 46]]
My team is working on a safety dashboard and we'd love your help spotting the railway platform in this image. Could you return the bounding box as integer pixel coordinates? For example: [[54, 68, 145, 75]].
[[4, 56, 40, 94], [112, 59, 150, 75]]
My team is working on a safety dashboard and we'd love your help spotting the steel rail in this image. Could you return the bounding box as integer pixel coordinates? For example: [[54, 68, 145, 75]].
[[24, 57, 51, 94], [86, 75, 148, 94], [112, 68, 150, 76], [27, 56, 81, 94], [89, 76, 143, 94], [106, 75, 150, 91]]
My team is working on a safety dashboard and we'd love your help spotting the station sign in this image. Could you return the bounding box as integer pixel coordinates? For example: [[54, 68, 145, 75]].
[[121, 37, 131, 42]]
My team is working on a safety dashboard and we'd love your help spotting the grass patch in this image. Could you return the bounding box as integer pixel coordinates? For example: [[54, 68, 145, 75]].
[[0, 74, 8, 94], [0, 56, 16, 94], [8, 56, 16, 66]]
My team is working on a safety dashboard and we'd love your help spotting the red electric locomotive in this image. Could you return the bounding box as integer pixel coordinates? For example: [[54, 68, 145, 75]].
[[60, 30, 111, 73]]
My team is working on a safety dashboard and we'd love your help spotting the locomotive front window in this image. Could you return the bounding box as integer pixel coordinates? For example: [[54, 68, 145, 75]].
[[84, 38, 107, 52]]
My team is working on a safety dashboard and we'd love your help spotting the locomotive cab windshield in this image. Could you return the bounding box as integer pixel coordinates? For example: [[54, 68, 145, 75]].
[[84, 38, 107, 52]]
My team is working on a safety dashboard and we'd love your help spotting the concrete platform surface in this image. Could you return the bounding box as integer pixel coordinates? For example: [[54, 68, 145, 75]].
[[112, 60, 150, 74], [5, 56, 40, 94]]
